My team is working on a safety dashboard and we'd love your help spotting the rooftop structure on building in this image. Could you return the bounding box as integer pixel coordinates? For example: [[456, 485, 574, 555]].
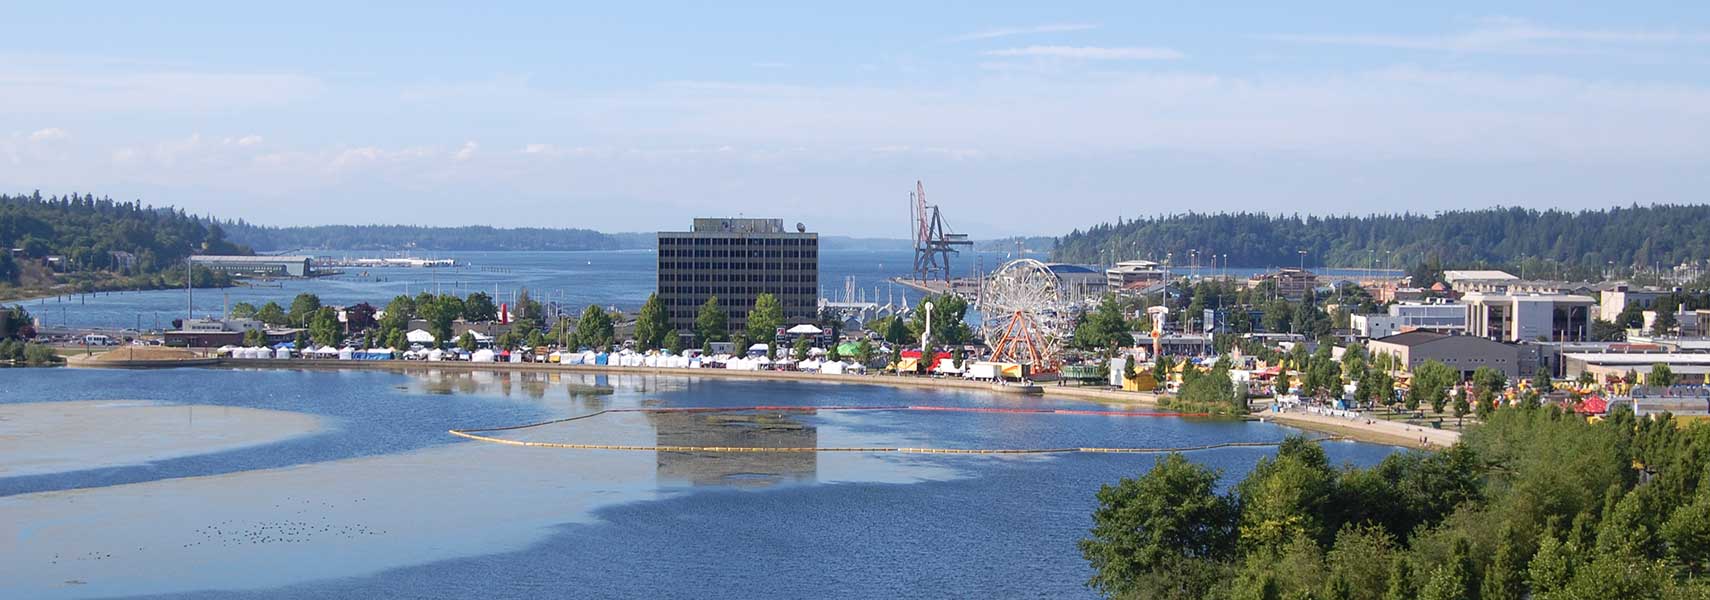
[[189, 255, 314, 277], [657, 217, 818, 334]]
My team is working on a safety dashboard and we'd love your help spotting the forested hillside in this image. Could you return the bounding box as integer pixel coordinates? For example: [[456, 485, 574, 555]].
[[221, 222, 645, 252], [1052, 205, 1710, 271], [0, 192, 245, 295]]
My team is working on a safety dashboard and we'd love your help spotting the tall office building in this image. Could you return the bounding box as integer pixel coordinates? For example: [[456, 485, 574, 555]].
[[657, 218, 819, 335]]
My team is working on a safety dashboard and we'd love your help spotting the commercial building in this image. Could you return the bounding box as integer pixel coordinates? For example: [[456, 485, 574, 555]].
[[1350, 302, 1468, 339], [1599, 283, 1671, 322], [657, 218, 818, 334], [1367, 331, 1524, 379], [189, 255, 314, 277], [1247, 268, 1318, 300], [1442, 270, 1516, 289], [1044, 263, 1106, 301], [1106, 260, 1168, 291], [1562, 352, 1710, 385], [1461, 292, 1596, 342], [164, 318, 301, 347]]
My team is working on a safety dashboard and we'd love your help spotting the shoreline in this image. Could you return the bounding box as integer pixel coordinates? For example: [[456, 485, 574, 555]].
[[195, 357, 1436, 449]]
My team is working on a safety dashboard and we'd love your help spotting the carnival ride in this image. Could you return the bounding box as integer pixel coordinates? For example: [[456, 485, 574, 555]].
[[980, 258, 1072, 373]]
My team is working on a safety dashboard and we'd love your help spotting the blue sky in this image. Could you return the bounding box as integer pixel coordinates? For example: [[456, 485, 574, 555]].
[[3, 2, 1708, 237]]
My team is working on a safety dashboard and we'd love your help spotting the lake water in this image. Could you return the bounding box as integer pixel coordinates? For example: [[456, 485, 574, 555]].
[[0, 367, 1403, 599], [22, 248, 1392, 331]]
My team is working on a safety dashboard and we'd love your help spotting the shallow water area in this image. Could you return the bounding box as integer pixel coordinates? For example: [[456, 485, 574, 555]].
[[0, 401, 325, 478], [0, 367, 1403, 599]]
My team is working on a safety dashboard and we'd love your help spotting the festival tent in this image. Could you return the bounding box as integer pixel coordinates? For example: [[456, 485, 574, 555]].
[[406, 329, 436, 344], [337, 347, 355, 360], [216, 345, 238, 356], [471, 349, 496, 362], [426, 348, 445, 361], [821, 361, 846, 375], [786, 324, 822, 335], [594, 352, 609, 366], [836, 342, 861, 356], [748, 343, 771, 356], [1576, 395, 1609, 415]]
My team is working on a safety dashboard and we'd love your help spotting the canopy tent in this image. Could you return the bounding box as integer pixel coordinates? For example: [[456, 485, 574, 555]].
[[406, 329, 436, 344], [1576, 395, 1609, 415], [785, 324, 823, 335], [471, 349, 497, 362], [836, 342, 861, 356]]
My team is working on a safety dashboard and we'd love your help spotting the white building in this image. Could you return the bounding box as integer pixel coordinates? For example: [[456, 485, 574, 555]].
[[1350, 302, 1468, 339], [1599, 283, 1671, 322], [1442, 270, 1516, 289], [1462, 292, 1596, 342]]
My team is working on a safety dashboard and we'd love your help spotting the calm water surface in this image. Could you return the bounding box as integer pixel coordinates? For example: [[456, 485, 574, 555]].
[[1, 367, 1403, 599]]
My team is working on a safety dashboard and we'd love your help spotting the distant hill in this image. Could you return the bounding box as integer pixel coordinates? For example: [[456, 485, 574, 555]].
[[221, 222, 649, 252], [1052, 205, 1710, 273], [0, 191, 246, 296]]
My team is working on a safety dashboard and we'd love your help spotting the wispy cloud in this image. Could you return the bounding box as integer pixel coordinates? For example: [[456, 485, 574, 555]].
[[946, 23, 1097, 43], [28, 127, 67, 142], [1264, 18, 1710, 56], [982, 45, 1184, 60]]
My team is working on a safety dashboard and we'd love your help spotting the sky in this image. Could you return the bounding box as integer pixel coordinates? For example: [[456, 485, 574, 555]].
[[2, 2, 1709, 238]]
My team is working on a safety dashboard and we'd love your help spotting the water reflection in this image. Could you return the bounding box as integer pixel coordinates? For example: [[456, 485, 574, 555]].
[[648, 410, 819, 488]]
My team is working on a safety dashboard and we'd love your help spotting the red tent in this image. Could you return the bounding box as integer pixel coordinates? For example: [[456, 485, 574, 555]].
[[1575, 395, 1608, 414]]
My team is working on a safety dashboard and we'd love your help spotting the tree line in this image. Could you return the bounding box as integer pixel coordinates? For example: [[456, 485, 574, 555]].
[[0, 191, 247, 293], [1052, 205, 1710, 274], [1081, 403, 1710, 599]]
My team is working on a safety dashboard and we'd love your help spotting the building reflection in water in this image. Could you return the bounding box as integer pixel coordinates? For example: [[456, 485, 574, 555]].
[[399, 369, 690, 401], [648, 410, 819, 488]]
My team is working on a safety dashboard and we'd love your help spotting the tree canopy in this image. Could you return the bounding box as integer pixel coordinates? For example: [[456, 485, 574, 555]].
[[1052, 205, 1710, 274]]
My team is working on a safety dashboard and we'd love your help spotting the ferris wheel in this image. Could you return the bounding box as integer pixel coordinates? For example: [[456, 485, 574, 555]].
[[980, 259, 1070, 372]]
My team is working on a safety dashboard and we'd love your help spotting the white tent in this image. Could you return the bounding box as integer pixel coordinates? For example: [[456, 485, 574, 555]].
[[786, 323, 823, 335], [273, 347, 292, 359], [822, 361, 847, 375], [406, 329, 436, 344], [471, 348, 496, 362], [337, 347, 354, 360], [426, 348, 445, 361]]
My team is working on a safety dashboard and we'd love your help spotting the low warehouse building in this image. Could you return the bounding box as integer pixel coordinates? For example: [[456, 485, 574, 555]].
[[1562, 353, 1710, 385], [1366, 330, 1523, 379]]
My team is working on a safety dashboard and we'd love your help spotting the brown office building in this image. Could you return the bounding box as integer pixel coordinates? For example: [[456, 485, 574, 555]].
[[657, 218, 818, 335]]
